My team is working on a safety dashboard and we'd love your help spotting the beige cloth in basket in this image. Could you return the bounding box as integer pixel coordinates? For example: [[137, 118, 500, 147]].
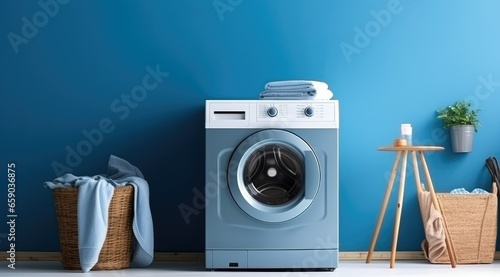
[[419, 190, 447, 261], [418, 183, 497, 264]]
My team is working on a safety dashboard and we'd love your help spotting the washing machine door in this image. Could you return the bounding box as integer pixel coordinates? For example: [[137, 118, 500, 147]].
[[227, 129, 320, 223]]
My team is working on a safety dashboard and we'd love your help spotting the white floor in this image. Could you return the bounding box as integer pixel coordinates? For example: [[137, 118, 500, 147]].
[[2, 260, 500, 277]]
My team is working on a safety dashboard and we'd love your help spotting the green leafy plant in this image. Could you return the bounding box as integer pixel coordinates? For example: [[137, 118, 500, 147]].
[[436, 100, 481, 132]]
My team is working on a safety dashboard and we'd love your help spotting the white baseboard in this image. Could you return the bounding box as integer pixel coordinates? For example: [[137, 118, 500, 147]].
[[2, 251, 499, 261], [0, 251, 454, 262]]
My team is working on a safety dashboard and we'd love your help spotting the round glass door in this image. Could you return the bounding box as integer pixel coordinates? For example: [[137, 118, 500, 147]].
[[227, 129, 320, 223], [243, 144, 304, 206]]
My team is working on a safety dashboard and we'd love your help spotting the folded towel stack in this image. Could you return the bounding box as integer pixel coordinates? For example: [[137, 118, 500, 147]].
[[259, 80, 333, 100]]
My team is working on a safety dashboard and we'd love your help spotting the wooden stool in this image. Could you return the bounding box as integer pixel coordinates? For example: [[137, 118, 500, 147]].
[[365, 146, 456, 268]]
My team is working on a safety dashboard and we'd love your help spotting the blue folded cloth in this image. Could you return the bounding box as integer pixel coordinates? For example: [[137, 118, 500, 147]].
[[44, 155, 154, 272], [259, 89, 333, 100], [260, 80, 333, 100], [265, 80, 328, 90]]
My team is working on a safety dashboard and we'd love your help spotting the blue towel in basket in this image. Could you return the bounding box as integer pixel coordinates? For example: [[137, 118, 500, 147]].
[[450, 187, 489, 194], [44, 155, 154, 272], [106, 155, 154, 268]]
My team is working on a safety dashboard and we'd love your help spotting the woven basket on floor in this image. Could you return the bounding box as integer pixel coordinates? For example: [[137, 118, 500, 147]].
[[420, 183, 497, 264], [52, 185, 134, 270]]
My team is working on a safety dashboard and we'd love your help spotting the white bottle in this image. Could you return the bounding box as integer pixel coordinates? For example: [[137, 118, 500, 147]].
[[401, 124, 412, 146]]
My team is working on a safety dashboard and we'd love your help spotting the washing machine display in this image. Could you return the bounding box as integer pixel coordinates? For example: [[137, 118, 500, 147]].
[[206, 100, 339, 271]]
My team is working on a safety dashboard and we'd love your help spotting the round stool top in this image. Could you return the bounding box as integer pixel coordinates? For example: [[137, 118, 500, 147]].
[[378, 146, 445, 152]]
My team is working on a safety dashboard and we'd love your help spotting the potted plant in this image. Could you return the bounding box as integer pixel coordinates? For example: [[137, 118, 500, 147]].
[[436, 100, 480, 153]]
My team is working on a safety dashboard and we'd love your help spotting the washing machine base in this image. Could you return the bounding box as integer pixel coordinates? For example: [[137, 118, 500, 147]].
[[206, 249, 338, 270]]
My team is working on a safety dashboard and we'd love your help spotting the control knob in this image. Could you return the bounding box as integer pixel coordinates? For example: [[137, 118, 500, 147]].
[[304, 106, 314, 117], [267, 106, 278, 117]]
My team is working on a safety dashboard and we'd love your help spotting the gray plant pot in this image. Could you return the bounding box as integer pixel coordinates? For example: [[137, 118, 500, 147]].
[[450, 125, 475, 153]]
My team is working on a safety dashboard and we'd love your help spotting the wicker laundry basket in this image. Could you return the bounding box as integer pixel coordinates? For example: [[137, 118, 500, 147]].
[[52, 185, 134, 270], [419, 183, 497, 264]]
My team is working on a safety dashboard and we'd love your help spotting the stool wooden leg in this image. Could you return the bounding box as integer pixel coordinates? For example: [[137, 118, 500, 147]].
[[366, 151, 402, 264], [411, 151, 423, 194], [419, 151, 457, 268], [390, 150, 408, 268], [412, 151, 427, 228]]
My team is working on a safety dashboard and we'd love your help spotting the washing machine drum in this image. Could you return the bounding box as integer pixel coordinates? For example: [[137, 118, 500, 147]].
[[244, 145, 304, 205], [228, 130, 320, 223]]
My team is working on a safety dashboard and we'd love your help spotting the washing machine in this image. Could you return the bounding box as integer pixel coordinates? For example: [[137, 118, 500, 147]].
[[205, 100, 339, 270]]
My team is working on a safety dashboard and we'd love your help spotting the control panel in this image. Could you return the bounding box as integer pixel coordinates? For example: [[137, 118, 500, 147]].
[[257, 102, 333, 121], [206, 100, 338, 129]]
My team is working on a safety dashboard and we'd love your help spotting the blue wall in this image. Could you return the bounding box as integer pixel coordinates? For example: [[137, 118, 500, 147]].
[[1, 0, 500, 253]]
